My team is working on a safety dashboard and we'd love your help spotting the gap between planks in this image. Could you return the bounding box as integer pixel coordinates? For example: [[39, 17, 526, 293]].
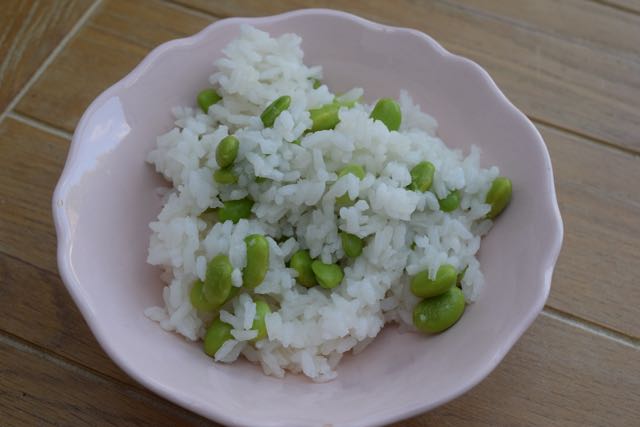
[[0, 0, 104, 125], [541, 308, 639, 350], [7, 111, 73, 140]]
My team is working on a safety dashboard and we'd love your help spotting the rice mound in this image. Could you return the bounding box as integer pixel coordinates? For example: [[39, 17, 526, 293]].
[[145, 25, 499, 381]]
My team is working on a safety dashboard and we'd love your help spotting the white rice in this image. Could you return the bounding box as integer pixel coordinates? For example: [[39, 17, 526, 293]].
[[145, 25, 499, 382]]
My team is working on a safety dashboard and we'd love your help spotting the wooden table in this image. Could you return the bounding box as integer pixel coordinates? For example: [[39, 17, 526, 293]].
[[1, 0, 639, 425]]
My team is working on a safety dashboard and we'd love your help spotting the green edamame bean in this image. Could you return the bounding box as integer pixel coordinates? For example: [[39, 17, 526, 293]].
[[203, 255, 233, 306], [204, 318, 233, 356], [311, 78, 322, 89], [336, 163, 366, 205], [408, 161, 435, 192], [410, 264, 458, 298], [261, 95, 291, 128], [289, 250, 317, 288], [438, 190, 461, 212], [340, 232, 363, 258], [197, 88, 221, 113], [338, 164, 366, 180], [252, 299, 271, 341], [216, 135, 239, 168], [202, 255, 233, 307], [242, 234, 269, 290], [213, 168, 238, 184], [309, 102, 340, 132], [311, 260, 344, 289], [190, 280, 217, 312], [337, 98, 358, 108], [413, 287, 466, 334], [218, 198, 253, 223], [485, 176, 512, 219], [370, 98, 401, 131]]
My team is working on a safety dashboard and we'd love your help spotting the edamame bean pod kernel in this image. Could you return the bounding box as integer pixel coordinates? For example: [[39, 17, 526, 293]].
[[197, 88, 221, 113], [413, 287, 466, 334], [216, 135, 239, 168], [204, 319, 233, 357], [218, 198, 254, 223], [438, 190, 461, 212], [338, 164, 366, 180], [189, 280, 217, 312], [252, 299, 271, 341], [340, 232, 363, 258], [203, 255, 233, 306], [213, 168, 238, 184], [289, 250, 317, 288], [485, 176, 512, 219], [336, 163, 365, 205], [408, 161, 435, 192], [370, 98, 402, 131], [309, 102, 340, 132], [243, 234, 270, 290], [311, 261, 344, 289], [261, 95, 291, 128], [410, 264, 458, 298]]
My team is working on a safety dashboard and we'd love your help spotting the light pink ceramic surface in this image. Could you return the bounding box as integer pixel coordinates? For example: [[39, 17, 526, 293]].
[[53, 9, 563, 427]]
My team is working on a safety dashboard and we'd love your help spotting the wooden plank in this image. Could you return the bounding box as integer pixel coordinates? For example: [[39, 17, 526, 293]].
[[15, 0, 212, 132], [0, 0, 94, 112], [540, 124, 640, 338], [171, 0, 640, 153], [600, 0, 640, 14], [398, 314, 640, 426], [0, 118, 66, 273], [444, 0, 640, 61], [90, 0, 212, 50], [0, 252, 135, 385], [1, 307, 637, 426], [0, 335, 213, 426]]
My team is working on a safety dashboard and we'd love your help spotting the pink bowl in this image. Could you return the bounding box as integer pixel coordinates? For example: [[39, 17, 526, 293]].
[[53, 9, 563, 427]]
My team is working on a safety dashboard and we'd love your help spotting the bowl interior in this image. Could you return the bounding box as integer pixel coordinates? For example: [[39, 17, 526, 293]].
[[57, 10, 561, 427]]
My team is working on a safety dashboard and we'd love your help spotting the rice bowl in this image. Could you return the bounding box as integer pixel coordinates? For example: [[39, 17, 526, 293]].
[[145, 26, 505, 381], [53, 9, 562, 426]]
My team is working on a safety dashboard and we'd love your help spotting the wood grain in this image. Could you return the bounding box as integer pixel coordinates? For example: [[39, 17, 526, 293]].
[[600, 0, 640, 14], [398, 314, 640, 427], [0, 0, 94, 113], [0, 251, 134, 385], [0, 334, 213, 426], [171, 0, 640, 154], [445, 0, 640, 60], [541, 125, 640, 338], [1, 310, 637, 426], [0, 118, 66, 273], [15, 0, 212, 132]]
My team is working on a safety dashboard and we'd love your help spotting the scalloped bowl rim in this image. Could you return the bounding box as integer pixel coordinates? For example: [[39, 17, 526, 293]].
[[53, 8, 563, 427]]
